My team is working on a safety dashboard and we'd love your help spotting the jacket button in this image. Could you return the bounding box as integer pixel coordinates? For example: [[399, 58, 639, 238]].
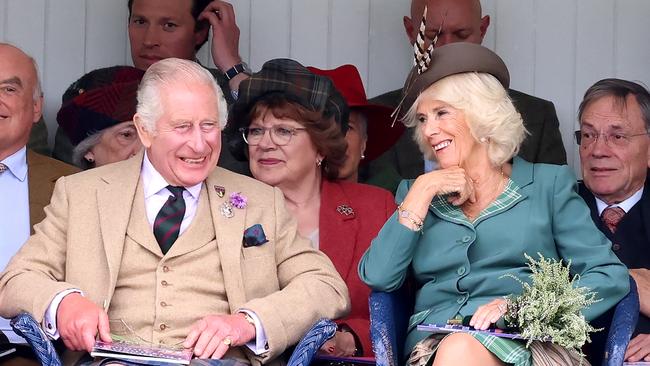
[[457, 296, 465, 304], [161, 280, 168, 286], [160, 301, 168, 307], [462, 235, 472, 243], [457, 267, 466, 276], [159, 323, 167, 330], [163, 266, 170, 272], [612, 243, 621, 251]]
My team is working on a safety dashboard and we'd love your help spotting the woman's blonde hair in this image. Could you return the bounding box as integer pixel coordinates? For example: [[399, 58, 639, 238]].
[[403, 72, 527, 167]]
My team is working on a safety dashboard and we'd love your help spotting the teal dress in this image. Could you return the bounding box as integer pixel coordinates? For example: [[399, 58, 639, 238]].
[[358, 157, 629, 364]]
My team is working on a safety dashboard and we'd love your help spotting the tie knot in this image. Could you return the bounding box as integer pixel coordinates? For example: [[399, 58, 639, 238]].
[[0, 163, 7, 174], [601, 206, 626, 233], [167, 185, 185, 198]]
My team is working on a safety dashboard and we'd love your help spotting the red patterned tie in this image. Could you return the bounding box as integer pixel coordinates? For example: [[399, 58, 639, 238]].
[[601, 206, 626, 233]]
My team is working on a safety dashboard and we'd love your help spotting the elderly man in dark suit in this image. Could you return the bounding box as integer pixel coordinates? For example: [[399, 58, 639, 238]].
[[366, 0, 566, 193], [0, 42, 78, 365], [576, 78, 650, 363]]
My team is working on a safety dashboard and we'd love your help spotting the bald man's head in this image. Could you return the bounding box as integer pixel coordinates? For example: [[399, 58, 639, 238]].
[[404, 0, 489, 48], [0, 43, 43, 160]]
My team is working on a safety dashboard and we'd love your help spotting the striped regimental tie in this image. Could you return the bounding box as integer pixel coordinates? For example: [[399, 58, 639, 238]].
[[153, 186, 186, 254]]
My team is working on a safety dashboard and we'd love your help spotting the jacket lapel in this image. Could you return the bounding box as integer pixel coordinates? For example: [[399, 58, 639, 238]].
[[319, 181, 358, 280], [97, 153, 142, 295], [207, 168, 247, 312]]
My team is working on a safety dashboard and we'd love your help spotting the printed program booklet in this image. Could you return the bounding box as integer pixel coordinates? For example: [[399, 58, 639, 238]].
[[91, 340, 193, 365], [417, 323, 552, 341]]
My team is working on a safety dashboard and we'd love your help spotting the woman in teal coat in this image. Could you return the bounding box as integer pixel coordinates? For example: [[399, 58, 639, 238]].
[[358, 43, 629, 366]]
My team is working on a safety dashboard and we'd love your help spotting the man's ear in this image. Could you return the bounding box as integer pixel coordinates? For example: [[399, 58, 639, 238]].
[[479, 15, 490, 41], [403, 16, 416, 45], [32, 95, 43, 124], [646, 144, 650, 168], [194, 25, 210, 50], [134, 114, 153, 148]]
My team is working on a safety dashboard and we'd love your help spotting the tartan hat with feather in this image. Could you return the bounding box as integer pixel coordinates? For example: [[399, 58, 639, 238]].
[[57, 66, 144, 145]]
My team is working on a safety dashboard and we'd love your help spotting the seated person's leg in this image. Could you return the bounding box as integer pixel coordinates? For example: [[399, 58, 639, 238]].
[[432, 333, 504, 366]]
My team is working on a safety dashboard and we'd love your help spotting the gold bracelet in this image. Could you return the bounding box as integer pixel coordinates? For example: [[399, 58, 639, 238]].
[[397, 204, 424, 232]]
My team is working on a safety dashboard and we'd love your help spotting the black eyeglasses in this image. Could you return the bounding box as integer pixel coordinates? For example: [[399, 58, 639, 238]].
[[239, 126, 307, 146], [574, 130, 649, 148]]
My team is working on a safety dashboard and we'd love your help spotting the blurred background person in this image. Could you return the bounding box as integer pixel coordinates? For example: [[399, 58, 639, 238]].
[[57, 66, 144, 169], [359, 43, 628, 366], [227, 59, 396, 358], [308, 65, 404, 189]]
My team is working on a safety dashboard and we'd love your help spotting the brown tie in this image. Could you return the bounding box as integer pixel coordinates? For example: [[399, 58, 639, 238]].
[[601, 206, 626, 233]]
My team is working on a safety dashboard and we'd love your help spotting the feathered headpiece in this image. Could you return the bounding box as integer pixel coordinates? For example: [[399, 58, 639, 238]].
[[392, 6, 444, 125]]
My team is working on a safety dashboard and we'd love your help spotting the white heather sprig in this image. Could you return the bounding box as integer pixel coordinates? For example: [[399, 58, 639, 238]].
[[500, 253, 602, 356]]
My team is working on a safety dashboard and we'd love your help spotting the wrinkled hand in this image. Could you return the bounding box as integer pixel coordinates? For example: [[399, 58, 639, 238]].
[[198, 1, 242, 72], [470, 298, 508, 331], [56, 293, 111, 352], [399, 167, 476, 226], [630, 268, 650, 317], [183, 313, 256, 359], [319, 330, 357, 357], [625, 333, 650, 362]]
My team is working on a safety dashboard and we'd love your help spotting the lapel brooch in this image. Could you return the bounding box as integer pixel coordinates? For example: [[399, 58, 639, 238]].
[[214, 185, 226, 198], [336, 204, 354, 216], [219, 191, 248, 219]]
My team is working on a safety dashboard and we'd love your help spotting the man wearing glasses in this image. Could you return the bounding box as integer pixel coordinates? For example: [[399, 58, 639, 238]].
[[576, 78, 650, 363]]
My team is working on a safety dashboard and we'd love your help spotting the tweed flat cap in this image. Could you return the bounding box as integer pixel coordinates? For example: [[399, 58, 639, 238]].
[[401, 42, 510, 116], [57, 66, 144, 145], [229, 58, 349, 133]]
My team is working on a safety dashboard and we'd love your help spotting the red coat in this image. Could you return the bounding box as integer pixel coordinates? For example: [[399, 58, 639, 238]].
[[319, 180, 396, 356]]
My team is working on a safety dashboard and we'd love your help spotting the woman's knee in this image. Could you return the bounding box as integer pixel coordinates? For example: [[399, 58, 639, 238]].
[[433, 333, 503, 366]]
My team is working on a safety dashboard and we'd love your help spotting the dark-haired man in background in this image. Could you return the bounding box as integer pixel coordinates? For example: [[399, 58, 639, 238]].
[[32, 0, 250, 174]]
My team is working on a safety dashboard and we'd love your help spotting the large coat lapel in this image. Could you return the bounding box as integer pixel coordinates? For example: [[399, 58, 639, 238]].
[[96, 153, 142, 295], [207, 168, 248, 312], [319, 180, 358, 280]]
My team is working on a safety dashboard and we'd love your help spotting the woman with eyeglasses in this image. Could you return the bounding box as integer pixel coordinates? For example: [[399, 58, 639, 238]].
[[226, 59, 396, 359]]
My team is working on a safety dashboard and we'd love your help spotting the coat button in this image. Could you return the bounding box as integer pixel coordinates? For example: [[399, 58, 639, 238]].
[[161, 280, 168, 286], [163, 266, 170, 272], [612, 243, 621, 251], [457, 267, 466, 276], [160, 301, 168, 307], [462, 235, 472, 243], [457, 296, 465, 304], [159, 323, 167, 330]]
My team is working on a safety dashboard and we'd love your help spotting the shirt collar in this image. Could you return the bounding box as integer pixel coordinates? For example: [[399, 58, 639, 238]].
[[141, 151, 203, 199], [1, 146, 28, 181], [595, 187, 644, 216]]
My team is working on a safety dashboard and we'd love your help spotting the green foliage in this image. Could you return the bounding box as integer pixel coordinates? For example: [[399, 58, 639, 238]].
[[500, 253, 601, 354]]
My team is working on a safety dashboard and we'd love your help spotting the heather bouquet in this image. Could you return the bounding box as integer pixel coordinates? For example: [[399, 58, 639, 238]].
[[500, 254, 602, 355]]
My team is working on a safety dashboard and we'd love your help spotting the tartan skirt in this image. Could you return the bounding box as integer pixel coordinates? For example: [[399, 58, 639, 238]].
[[408, 333, 588, 366]]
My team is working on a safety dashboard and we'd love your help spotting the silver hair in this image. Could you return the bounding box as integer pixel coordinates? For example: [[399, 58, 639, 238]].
[[72, 130, 103, 170], [403, 72, 527, 167], [136, 58, 228, 133], [578, 78, 650, 132]]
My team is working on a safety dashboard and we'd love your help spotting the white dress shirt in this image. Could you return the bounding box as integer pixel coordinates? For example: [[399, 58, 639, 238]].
[[595, 187, 644, 216], [43, 153, 267, 353], [0, 147, 30, 344]]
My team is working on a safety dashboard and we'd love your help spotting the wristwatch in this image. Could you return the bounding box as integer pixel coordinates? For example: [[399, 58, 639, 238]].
[[224, 62, 252, 81]]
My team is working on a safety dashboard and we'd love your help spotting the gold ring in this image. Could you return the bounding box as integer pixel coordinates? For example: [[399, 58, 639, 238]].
[[223, 337, 232, 346]]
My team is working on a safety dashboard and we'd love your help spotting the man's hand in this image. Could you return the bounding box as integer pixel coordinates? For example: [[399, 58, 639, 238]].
[[183, 313, 256, 359], [625, 333, 650, 362], [56, 293, 111, 352], [198, 1, 242, 73], [630, 268, 650, 317]]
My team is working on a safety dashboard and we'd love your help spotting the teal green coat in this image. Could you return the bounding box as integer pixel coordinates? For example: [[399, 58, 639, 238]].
[[359, 157, 629, 355]]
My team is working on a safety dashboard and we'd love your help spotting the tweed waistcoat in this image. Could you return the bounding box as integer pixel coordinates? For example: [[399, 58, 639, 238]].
[[108, 180, 246, 361]]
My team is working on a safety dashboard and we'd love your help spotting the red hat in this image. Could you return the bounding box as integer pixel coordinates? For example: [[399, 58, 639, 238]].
[[307, 65, 404, 163]]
